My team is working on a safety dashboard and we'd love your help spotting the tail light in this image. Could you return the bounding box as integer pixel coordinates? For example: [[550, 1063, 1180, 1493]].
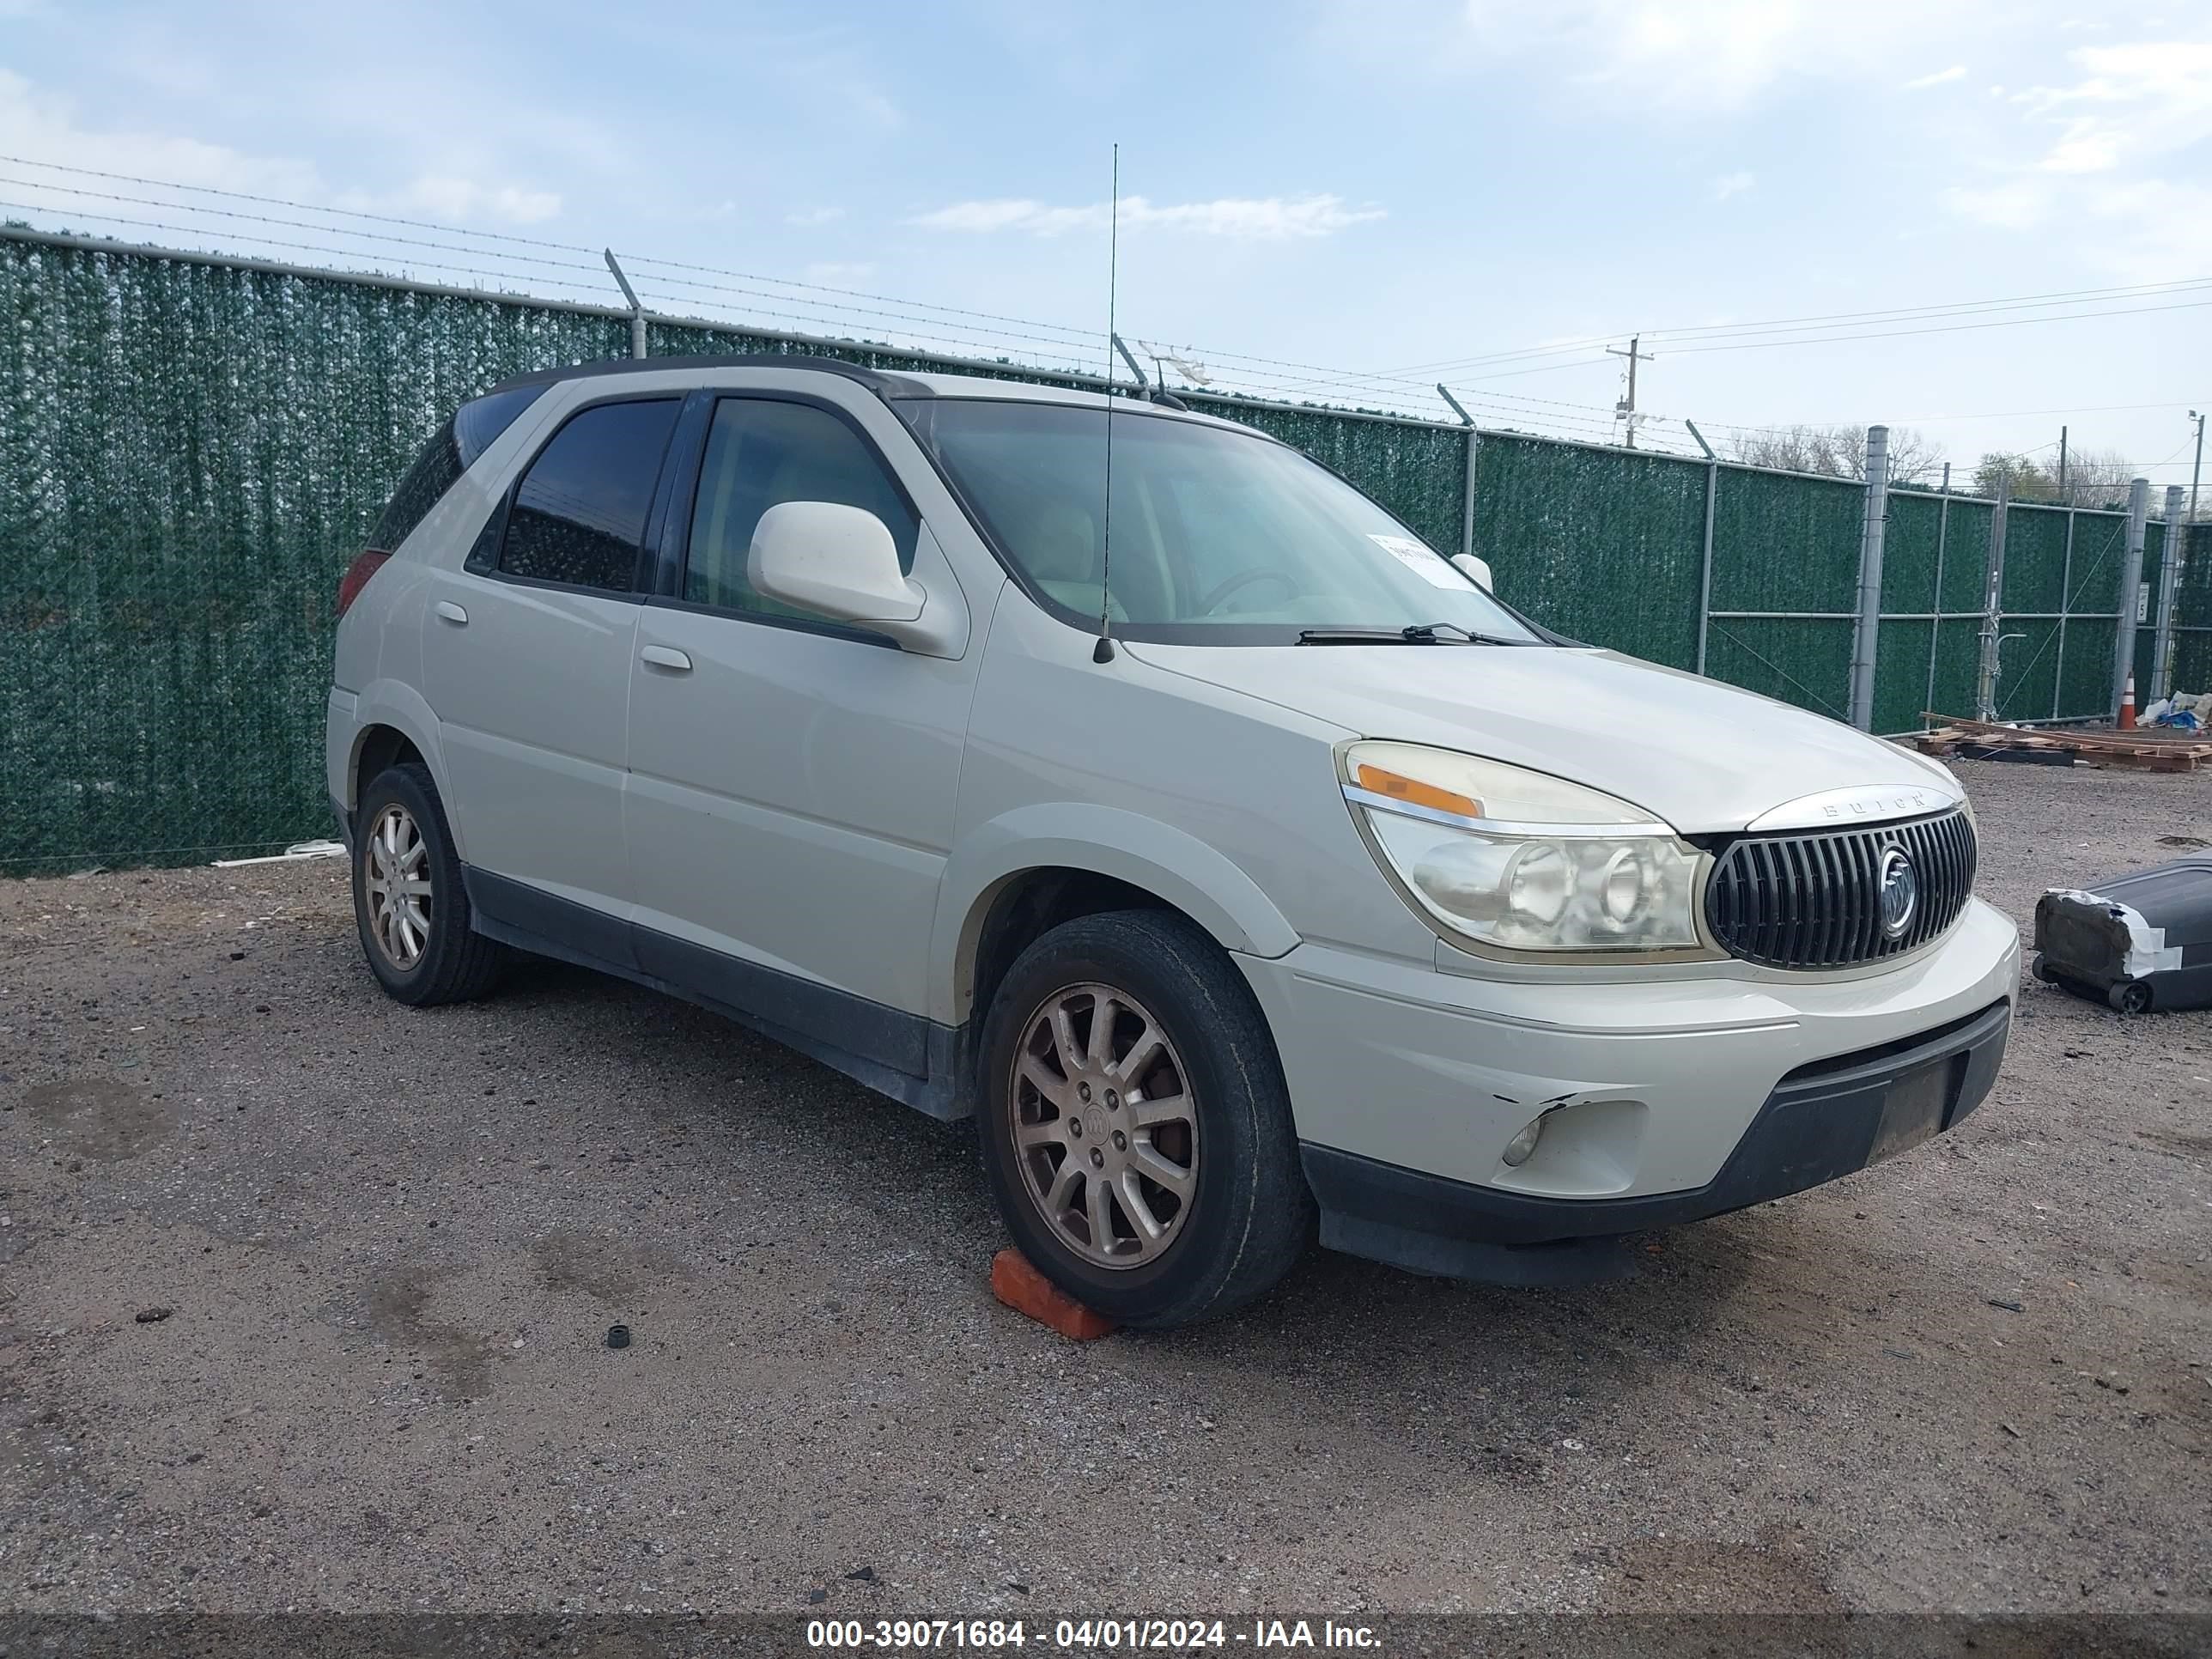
[[336, 550, 392, 619]]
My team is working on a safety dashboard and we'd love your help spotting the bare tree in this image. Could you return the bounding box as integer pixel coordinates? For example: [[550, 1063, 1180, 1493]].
[[2053, 447, 2136, 509], [1730, 423, 1945, 484]]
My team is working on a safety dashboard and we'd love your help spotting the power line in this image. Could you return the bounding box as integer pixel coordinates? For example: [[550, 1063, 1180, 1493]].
[[1383, 275, 2212, 376]]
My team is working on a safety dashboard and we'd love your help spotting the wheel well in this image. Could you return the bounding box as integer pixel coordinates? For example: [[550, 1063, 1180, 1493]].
[[353, 726, 425, 813], [967, 868, 1182, 1033]]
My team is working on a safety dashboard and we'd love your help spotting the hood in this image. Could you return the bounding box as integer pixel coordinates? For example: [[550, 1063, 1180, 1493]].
[[1123, 641, 1957, 835]]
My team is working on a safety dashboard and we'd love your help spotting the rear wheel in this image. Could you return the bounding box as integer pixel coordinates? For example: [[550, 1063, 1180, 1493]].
[[352, 762, 506, 1006], [976, 910, 1312, 1328]]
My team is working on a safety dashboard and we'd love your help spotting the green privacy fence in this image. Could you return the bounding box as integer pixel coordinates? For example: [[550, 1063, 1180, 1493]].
[[1, 228, 2201, 874]]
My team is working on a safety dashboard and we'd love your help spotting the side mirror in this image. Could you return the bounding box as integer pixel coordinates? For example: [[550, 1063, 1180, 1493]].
[[750, 501, 924, 625], [1451, 552, 1493, 592]]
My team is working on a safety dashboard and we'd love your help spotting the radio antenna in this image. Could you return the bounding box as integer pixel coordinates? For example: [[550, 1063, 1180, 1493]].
[[1092, 143, 1120, 665]]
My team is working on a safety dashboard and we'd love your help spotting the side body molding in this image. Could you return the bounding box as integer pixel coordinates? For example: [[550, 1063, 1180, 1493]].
[[932, 803, 1301, 1026]]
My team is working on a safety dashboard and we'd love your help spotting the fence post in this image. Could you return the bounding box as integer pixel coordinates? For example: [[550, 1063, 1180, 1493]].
[[1976, 476, 2010, 722], [604, 249, 647, 359], [1686, 419, 1718, 675], [1435, 385, 1478, 565], [1847, 425, 1890, 730], [2051, 505, 2077, 718], [1925, 462, 1950, 720], [2112, 477, 2149, 717], [2152, 483, 2187, 700]]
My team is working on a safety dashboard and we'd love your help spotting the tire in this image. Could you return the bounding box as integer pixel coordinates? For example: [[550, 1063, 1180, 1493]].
[[2108, 979, 2153, 1017], [975, 909, 1313, 1328], [351, 762, 507, 1006]]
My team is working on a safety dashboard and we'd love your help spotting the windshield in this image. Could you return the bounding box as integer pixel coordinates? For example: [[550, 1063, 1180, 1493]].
[[897, 398, 1543, 646]]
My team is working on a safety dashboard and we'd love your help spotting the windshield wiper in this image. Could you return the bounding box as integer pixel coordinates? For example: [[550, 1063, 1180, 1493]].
[[1296, 623, 1523, 646]]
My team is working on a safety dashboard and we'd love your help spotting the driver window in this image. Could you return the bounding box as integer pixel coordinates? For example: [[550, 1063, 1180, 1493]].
[[684, 398, 919, 619]]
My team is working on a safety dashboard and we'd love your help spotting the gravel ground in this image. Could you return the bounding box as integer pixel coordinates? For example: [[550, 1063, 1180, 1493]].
[[2, 758, 2208, 1620]]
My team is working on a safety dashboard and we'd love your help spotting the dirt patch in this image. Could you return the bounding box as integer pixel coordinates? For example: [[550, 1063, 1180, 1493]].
[[364, 1266, 500, 1400], [1602, 1533, 1844, 1613], [531, 1231, 690, 1305], [20, 1077, 173, 1162]]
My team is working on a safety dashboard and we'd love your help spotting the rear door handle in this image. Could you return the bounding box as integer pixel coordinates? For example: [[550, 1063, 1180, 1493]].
[[434, 600, 468, 625], [640, 644, 692, 672]]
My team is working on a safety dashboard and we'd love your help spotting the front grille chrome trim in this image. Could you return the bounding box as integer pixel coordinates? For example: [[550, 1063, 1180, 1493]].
[[1706, 808, 1977, 969]]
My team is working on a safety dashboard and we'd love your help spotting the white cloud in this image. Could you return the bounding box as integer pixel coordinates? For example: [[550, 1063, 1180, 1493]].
[[804, 260, 876, 284], [2015, 42, 2212, 175], [0, 70, 563, 230], [786, 205, 845, 227], [908, 192, 1384, 239], [353, 177, 562, 226], [1942, 179, 2054, 230], [1711, 170, 1756, 201], [1446, 0, 1941, 109], [1902, 64, 1969, 89], [1939, 39, 2212, 279], [0, 67, 322, 198]]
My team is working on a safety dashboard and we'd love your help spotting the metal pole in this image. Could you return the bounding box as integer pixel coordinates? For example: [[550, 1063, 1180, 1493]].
[[2112, 477, 2149, 717], [2057, 425, 2068, 502], [1436, 385, 1478, 563], [1683, 421, 1719, 676], [1847, 426, 1891, 730], [1977, 476, 2010, 722], [2052, 505, 2076, 718], [1926, 462, 1950, 720], [1113, 334, 1150, 393], [2152, 484, 2187, 700], [2191, 410, 2205, 526], [604, 249, 646, 359]]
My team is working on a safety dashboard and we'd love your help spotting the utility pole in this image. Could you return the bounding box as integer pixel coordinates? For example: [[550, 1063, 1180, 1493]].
[[1607, 336, 1655, 448], [2057, 425, 2068, 503]]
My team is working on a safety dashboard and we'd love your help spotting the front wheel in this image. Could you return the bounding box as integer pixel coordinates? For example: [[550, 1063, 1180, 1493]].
[[975, 910, 1312, 1328]]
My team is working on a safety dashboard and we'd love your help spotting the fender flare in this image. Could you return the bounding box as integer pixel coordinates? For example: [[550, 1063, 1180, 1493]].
[[930, 803, 1299, 1025], [341, 680, 460, 853]]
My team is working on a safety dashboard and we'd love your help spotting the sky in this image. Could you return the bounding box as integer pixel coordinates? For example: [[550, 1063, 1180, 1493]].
[[1, 0, 2208, 493]]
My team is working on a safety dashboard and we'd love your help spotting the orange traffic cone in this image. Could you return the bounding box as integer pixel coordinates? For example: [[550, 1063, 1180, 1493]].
[[2118, 676, 2137, 731]]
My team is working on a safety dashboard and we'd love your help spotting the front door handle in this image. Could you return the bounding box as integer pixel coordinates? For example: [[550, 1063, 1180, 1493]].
[[434, 600, 468, 625], [640, 644, 693, 672]]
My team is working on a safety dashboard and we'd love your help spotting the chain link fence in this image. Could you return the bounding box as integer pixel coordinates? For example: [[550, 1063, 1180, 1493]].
[[2, 229, 2201, 875]]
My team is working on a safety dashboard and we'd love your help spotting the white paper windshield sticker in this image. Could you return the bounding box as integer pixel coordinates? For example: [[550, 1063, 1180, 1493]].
[[1370, 534, 1467, 589]]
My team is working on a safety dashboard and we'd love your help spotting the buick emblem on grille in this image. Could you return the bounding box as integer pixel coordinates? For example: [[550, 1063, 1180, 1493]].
[[1878, 847, 1919, 939]]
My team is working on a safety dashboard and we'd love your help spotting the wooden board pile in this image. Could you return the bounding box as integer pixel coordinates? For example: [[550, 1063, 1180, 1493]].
[[1912, 713, 2212, 773]]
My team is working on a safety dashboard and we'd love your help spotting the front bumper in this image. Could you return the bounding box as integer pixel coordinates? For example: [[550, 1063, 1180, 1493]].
[[1302, 997, 2008, 1282], [1237, 896, 2020, 1282]]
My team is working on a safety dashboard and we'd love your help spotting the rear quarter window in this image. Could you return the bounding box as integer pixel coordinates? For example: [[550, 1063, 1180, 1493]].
[[368, 384, 545, 553]]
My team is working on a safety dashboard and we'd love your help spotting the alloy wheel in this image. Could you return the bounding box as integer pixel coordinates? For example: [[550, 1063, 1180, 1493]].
[[364, 804, 432, 970], [1009, 982, 1199, 1269]]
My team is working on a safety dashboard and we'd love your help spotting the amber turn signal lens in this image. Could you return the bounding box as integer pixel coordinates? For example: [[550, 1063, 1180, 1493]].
[[1354, 763, 1481, 820]]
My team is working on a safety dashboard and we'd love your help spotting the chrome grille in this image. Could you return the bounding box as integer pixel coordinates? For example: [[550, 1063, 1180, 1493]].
[[1706, 809, 1977, 969]]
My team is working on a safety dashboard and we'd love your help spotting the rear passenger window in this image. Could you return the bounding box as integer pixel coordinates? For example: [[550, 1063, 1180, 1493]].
[[684, 398, 918, 618], [496, 398, 681, 592]]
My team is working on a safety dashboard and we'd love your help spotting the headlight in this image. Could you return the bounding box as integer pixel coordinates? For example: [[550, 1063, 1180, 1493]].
[[1343, 742, 1709, 956]]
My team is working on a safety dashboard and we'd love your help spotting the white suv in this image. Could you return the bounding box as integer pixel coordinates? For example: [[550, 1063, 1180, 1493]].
[[327, 356, 2017, 1327]]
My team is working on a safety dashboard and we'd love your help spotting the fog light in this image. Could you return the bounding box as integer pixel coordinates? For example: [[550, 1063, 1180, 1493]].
[[1501, 1113, 1547, 1167]]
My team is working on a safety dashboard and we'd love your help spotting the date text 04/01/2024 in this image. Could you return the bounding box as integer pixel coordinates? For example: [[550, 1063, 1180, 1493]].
[[805, 1619, 1382, 1650]]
